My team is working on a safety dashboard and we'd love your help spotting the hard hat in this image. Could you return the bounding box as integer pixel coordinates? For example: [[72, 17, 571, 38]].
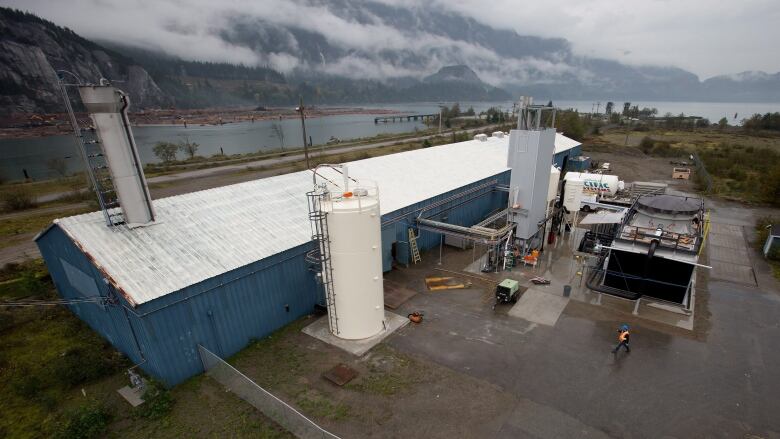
[[620, 324, 630, 331]]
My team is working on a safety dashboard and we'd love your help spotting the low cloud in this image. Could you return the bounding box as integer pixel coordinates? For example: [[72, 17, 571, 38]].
[[4, 0, 778, 81]]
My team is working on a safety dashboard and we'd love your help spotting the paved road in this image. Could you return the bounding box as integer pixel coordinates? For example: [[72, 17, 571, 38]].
[[148, 124, 502, 184]]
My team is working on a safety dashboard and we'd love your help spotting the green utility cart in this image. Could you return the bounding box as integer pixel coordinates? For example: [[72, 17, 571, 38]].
[[494, 278, 520, 309]]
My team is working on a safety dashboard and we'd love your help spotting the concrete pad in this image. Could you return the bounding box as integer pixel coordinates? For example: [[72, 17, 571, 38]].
[[642, 301, 695, 331], [708, 233, 747, 250], [709, 244, 749, 265], [709, 222, 743, 235], [117, 385, 145, 407], [507, 288, 569, 326], [710, 260, 757, 286], [302, 311, 409, 356]]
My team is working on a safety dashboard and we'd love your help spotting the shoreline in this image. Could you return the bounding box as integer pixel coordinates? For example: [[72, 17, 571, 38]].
[[0, 106, 404, 140]]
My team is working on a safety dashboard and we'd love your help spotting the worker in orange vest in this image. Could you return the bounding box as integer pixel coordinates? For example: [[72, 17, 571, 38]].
[[612, 324, 631, 354]]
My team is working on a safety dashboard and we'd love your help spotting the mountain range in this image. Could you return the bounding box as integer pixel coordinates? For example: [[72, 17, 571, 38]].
[[1, 4, 779, 115]]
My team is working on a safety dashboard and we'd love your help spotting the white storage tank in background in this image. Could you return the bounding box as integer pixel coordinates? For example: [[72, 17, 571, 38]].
[[548, 166, 561, 202], [564, 172, 624, 197], [563, 178, 584, 212], [323, 185, 385, 339]]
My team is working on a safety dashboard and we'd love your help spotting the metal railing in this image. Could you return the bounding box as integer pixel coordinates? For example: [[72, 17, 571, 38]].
[[618, 225, 698, 253], [306, 188, 339, 335], [198, 345, 340, 439]]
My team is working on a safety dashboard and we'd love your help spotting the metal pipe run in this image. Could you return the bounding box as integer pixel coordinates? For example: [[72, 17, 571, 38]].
[[415, 223, 508, 246], [416, 217, 512, 241], [381, 178, 499, 226]]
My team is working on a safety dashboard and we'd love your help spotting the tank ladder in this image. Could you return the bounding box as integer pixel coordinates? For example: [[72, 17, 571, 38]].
[[306, 188, 339, 335], [408, 228, 422, 264], [58, 75, 123, 226]]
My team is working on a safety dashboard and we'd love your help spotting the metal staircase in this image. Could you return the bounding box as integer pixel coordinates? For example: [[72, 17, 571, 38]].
[[306, 187, 339, 335], [58, 74, 123, 226], [408, 228, 421, 264]]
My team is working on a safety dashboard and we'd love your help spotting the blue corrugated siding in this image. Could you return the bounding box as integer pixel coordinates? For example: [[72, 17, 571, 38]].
[[38, 170, 511, 385], [124, 242, 320, 384], [380, 171, 510, 268], [38, 225, 320, 385], [553, 145, 582, 169], [36, 226, 144, 366]]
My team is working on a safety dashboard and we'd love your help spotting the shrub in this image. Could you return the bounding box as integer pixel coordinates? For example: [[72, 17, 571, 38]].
[[639, 136, 654, 154], [764, 166, 780, 206], [727, 167, 746, 181], [178, 139, 200, 159], [638, 136, 682, 157], [755, 216, 779, 250], [9, 368, 43, 399], [152, 141, 179, 163], [0, 308, 14, 332], [1, 187, 37, 211], [556, 110, 585, 141], [135, 379, 175, 419], [53, 345, 119, 386], [55, 402, 112, 439]]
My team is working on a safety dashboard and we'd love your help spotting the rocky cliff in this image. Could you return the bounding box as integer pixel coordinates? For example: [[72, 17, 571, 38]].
[[0, 8, 171, 115]]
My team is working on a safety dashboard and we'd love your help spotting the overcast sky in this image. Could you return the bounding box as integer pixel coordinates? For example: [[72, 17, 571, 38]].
[[3, 0, 779, 79]]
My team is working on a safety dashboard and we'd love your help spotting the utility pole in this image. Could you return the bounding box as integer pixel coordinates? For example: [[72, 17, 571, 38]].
[[296, 97, 310, 169], [438, 107, 443, 134]]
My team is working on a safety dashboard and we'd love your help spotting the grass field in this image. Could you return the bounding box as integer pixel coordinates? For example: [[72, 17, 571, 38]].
[[0, 261, 291, 439], [597, 128, 780, 205], [0, 206, 91, 250]]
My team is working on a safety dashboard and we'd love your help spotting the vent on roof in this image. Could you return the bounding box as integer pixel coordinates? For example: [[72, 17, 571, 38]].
[[474, 133, 488, 142], [492, 131, 505, 138]]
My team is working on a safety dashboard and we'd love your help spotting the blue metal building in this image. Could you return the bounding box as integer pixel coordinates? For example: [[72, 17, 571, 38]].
[[551, 133, 582, 171], [35, 136, 514, 385]]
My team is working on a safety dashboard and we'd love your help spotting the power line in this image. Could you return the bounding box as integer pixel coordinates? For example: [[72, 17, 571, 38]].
[[0, 297, 108, 307]]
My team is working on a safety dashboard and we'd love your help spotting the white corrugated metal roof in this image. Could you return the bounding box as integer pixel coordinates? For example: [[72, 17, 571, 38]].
[[554, 133, 581, 154], [52, 136, 512, 306]]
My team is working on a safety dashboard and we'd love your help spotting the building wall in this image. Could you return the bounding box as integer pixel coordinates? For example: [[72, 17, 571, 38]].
[[37, 171, 510, 385], [36, 226, 146, 367], [380, 171, 510, 268], [553, 145, 582, 170]]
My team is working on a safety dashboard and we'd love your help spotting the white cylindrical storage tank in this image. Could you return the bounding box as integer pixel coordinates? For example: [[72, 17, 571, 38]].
[[323, 187, 385, 339], [564, 172, 623, 197], [78, 85, 155, 227], [548, 166, 561, 202], [563, 178, 584, 212]]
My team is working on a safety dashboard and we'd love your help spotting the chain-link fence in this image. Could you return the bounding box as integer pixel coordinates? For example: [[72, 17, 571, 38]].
[[690, 152, 713, 193], [198, 345, 340, 439]]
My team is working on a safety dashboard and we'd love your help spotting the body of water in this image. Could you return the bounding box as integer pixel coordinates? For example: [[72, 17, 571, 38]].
[[1, 100, 779, 182], [0, 112, 428, 181]]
